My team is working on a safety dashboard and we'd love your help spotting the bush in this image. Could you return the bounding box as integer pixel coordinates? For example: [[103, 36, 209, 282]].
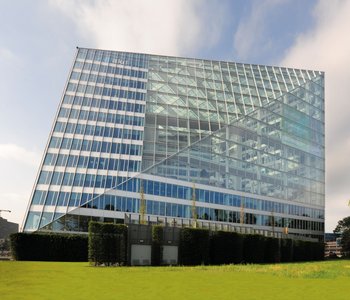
[[10, 233, 87, 261], [304, 241, 314, 261], [305, 241, 324, 261], [179, 228, 209, 266], [88, 222, 127, 266], [243, 234, 266, 263], [293, 240, 307, 262], [327, 252, 340, 259], [151, 225, 163, 266], [313, 242, 325, 261], [280, 239, 293, 262], [264, 237, 280, 263], [210, 231, 243, 265]]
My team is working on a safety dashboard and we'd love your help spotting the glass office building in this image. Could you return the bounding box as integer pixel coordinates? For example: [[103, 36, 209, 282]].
[[22, 48, 325, 240]]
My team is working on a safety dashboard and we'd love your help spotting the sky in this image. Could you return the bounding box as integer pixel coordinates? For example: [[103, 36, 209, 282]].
[[0, 0, 349, 232]]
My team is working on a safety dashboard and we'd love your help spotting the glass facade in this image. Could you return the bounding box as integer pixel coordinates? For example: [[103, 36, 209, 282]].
[[23, 48, 325, 240]]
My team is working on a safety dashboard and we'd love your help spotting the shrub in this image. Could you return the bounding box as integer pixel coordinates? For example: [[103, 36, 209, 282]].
[[264, 237, 280, 263], [313, 242, 325, 261], [179, 228, 209, 266], [280, 239, 293, 262], [304, 241, 314, 261], [210, 231, 243, 265], [305, 241, 324, 261], [151, 225, 163, 266], [88, 222, 127, 266], [293, 240, 307, 262], [243, 234, 266, 263], [327, 252, 339, 259], [10, 233, 88, 261]]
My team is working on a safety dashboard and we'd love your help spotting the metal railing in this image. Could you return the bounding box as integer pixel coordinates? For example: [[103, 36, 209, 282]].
[[124, 213, 319, 242]]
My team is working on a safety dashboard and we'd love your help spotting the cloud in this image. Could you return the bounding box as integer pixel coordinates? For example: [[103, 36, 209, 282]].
[[0, 144, 41, 228], [49, 0, 225, 56], [1, 0, 229, 228], [0, 191, 33, 229], [233, 0, 288, 61], [281, 0, 350, 231], [0, 144, 41, 167], [0, 47, 17, 62]]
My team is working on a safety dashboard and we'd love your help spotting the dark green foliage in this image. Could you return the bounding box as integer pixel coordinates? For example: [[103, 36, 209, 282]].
[[179, 228, 209, 265], [304, 242, 314, 261], [314, 242, 325, 260], [10, 233, 87, 261], [243, 234, 266, 263], [305, 241, 324, 261], [334, 216, 350, 233], [0, 238, 10, 252], [293, 240, 319, 262], [151, 225, 163, 266], [264, 237, 280, 263], [339, 229, 350, 257], [179, 229, 323, 265], [334, 216, 350, 256], [210, 231, 243, 264], [327, 252, 340, 259], [293, 240, 324, 262], [88, 222, 127, 266], [292, 240, 305, 262], [280, 239, 293, 262]]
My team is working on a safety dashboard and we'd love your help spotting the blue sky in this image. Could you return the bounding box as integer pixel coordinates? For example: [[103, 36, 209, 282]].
[[1, 0, 349, 232]]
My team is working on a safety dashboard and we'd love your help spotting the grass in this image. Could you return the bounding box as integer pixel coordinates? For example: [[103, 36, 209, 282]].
[[0, 260, 350, 299]]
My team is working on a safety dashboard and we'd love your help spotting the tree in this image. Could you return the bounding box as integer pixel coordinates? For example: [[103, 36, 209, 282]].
[[0, 238, 10, 253], [334, 216, 350, 257]]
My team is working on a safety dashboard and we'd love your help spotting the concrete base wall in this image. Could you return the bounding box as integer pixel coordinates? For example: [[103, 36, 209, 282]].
[[130, 244, 152, 266], [162, 245, 178, 265]]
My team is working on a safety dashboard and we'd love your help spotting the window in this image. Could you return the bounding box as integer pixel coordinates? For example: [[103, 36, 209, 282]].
[[32, 190, 46, 205], [51, 172, 63, 186], [24, 212, 41, 230], [45, 191, 58, 206], [57, 192, 69, 206], [38, 171, 51, 185]]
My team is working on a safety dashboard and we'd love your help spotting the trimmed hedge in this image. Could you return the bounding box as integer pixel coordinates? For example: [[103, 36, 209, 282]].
[[280, 238, 293, 262], [293, 240, 307, 262], [312, 242, 325, 261], [243, 234, 266, 263], [151, 225, 163, 266], [264, 237, 280, 263], [179, 229, 323, 265], [88, 222, 127, 266], [292, 240, 324, 262], [10, 226, 325, 265], [10, 233, 87, 261], [179, 228, 210, 265], [210, 231, 243, 264]]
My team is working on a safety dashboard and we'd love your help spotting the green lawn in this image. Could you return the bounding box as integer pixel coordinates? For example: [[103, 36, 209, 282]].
[[0, 260, 349, 300]]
